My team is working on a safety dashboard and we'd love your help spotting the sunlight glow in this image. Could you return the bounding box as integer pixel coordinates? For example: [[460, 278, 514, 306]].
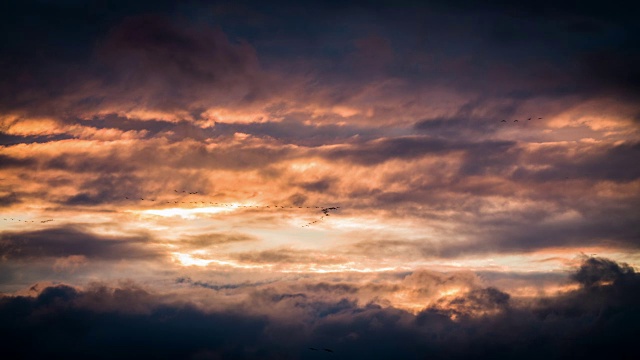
[[135, 206, 237, 219]]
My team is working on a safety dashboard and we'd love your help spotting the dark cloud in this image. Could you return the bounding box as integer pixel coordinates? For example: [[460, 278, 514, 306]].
[[0, 257, 638, 359], [572, 256, 636, 287], [0, 225, 160, 261], [62, 173, 145, 206], [176, 276, 276, 291], [95, 14, 265, 111], [0, 7, 267, 120], [415, 210, 640, 258], [414, 116, 502, 138], [1, 0, 638, 129], [323, 136, 515, 166], [513, 141, 640, 183], [0, 284, 271, 360], [298, 178, 336, 193], [211, 119, 382, 146], [0, 192, 21, 207], [0, 154, 35, 169], [433, 287, 510, 317], [0, 132, 74, 146]]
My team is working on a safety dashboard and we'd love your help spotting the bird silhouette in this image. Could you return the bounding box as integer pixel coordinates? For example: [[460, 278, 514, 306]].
[[513, 119, 518, 122], [324, 348, 334, 353], [501, 119, 506, 122], [309, 347, 318, 351]]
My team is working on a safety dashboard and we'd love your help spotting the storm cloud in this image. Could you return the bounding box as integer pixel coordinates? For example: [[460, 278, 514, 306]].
[[0, 257, 638, 359]]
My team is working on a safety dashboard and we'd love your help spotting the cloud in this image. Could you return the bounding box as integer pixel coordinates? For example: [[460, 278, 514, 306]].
[[94, 14, 266, 114], [53, 255, 88, 272], [0, 4, 638, 357], [572, 256, 636, 287], [322, 136, 516, 166], [0, 154, 35, 169], [0, 257, 637, 359], [176, 276, 274, 291], [0, 192, 21, 208], [0, 225, 161, 261], [0, 10, 269, 122], [231, 248, 346, 265], [178, 232, 258, 250]]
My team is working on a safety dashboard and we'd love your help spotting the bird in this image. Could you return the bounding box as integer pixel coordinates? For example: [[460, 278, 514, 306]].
[[309, 347, 318, 351], [538, 117, 543, 119], [501, 119, 506, 122], [324, 348, 334, 353], [528, 117, 531, 120], [513, 119, 518, 122]]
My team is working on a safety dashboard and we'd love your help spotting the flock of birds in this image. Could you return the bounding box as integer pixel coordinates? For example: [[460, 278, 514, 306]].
[[301, 207, 341, 228], [2, 190, 340, 228], [123, 190, 341, 228], [3, 218, 54, 224], [501, 117, 542, 123]]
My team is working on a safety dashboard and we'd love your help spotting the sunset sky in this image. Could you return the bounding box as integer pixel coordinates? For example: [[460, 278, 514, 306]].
[[1, 1, 639, 358]]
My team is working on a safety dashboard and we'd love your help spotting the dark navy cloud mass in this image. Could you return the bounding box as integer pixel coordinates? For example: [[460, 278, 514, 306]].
[[0, 257, 638, 359]]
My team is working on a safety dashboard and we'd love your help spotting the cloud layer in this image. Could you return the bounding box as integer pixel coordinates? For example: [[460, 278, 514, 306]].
[[1, 1, 639, 357], [1, 257, 638, 359]]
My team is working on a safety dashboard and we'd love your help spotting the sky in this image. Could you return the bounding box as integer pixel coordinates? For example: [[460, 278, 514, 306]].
[[1, 0, 639, 358]]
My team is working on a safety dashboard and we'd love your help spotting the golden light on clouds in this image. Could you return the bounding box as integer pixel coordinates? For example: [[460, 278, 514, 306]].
[[1, 2, 639, 356]]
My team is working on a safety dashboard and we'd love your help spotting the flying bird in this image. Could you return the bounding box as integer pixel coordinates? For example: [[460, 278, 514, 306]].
[[309, 347, 318, 351], [513, 119, 518, 122], [324, 348, 334, 353]]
